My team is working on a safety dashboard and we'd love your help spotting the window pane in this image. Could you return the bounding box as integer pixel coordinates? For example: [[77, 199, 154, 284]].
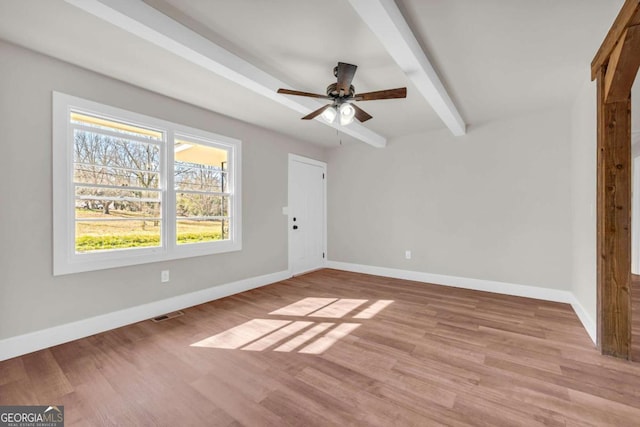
[[75, 187, 161, 253], [174, 140, 231, 246], [75, 187, 161, 209], [174, 141, 228, 192], [73, 163, 160, 188], [175, 168, 226, 192], [75, 220, 161, 253], [71, 112, 163, 141], [177, 219, 229, 244], [176, 194, 228, 217], [73, 130, 160, 189]]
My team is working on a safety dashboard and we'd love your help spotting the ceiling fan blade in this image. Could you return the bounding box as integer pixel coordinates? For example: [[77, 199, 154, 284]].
[[355, 87, 407, 101], [351, 103, 373, 122], [278, 88, 332, 99], [301, 104, 332, 120], [336, 62, 357, 94]]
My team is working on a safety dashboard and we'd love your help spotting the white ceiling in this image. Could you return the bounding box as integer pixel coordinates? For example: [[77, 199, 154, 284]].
[[0, 0, 626, 147]]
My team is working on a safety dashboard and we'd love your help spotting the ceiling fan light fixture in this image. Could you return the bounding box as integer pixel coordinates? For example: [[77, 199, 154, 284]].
[[321, 106, 337, 124], [277, 62, 406, 128], [339, 103, 355, 125]]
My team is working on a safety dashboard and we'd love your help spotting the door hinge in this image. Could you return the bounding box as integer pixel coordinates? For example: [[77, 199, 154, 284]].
[[322, 173, 325, 179], [323, 252, 325, 258]]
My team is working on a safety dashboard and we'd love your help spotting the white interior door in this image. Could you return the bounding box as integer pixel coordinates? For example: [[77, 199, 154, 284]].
[[289, 154, 326, 275]]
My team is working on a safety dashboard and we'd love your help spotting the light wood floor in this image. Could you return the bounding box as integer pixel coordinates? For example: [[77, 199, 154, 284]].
[[3, 269, 640, 426]]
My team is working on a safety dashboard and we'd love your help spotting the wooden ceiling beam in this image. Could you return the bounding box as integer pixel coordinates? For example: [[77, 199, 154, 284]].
[[591, 0, 640, 80], [348, 0, 466, 136], [604, 25, 640, 103], [64, 0, 387, 148]]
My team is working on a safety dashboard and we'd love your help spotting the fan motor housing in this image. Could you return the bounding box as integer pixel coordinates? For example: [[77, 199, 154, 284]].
[[326, 83, 355, 98]]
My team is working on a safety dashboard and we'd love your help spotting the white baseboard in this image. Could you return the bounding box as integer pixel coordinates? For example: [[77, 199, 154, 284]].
[[326, 261, 574, 302], [568, 296, 597, 344], [326, 261, 597, 345], [0, 270, 291, 362], [0, 263, 598, 362]]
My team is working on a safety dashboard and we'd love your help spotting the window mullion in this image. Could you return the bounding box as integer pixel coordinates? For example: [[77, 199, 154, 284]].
[[66, 105, 77, 260], [165, 129, 175, 253]]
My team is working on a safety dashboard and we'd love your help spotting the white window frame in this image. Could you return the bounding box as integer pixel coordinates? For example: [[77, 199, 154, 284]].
[[53, 92, 242, 275]]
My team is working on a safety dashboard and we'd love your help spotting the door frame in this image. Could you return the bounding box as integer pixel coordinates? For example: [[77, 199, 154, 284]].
[[288, 153, 327, 276]]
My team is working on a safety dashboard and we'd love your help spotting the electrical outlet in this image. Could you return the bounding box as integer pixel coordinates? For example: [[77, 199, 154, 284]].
[[161, 270, 170, 283], [405, 250, 412, 260]]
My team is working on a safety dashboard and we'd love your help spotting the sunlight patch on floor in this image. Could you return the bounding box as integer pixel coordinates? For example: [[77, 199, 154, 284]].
[[242, 321, 313, 351], [353, 300, 394, 319], [191, 319, 290, 349], [274, 322, 334, 352], [298, 323, 361, 354], [308, 299, 367, 318], [191, 298, 393, 354], [269, 297, 337, 316]]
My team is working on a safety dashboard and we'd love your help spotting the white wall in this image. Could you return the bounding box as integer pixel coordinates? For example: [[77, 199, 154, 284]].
[[0, 38, 599, 348], [327, 107, 573, 290], [570, 76, 597, 328], [0, 41, 326, 340]]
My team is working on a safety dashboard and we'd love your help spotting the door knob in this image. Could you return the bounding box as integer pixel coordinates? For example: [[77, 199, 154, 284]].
[[293, 225, 298, 230]]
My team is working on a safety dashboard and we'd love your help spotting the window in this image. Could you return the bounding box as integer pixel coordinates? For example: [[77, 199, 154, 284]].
[[53, 92, 241, 275]]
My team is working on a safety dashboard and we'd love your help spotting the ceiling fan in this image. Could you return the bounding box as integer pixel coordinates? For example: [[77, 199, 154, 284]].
[[277, 62, 407, 126]]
